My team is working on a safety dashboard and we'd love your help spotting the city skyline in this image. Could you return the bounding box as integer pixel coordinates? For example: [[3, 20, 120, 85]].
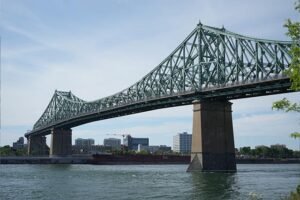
[[1, 0, 300, 150], [9, 133, 294, 150]]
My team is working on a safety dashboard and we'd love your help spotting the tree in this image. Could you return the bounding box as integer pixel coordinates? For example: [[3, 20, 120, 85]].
[[254, 146, 271, 158], [286, 185, 300, 200], [272, 0, 300, 94], [272, 0, 300, 147], [0, 145, 27, 156], [290, 132, 300, 139], [284, 1, 300, 91], [273, 7, 300, 199], [240, 146, 251, 155], [137, 150, 149, 155], [272, 98, 300, 112]]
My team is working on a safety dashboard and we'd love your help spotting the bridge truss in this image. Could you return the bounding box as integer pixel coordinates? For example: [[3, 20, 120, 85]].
[[26, 23, 293, 137]]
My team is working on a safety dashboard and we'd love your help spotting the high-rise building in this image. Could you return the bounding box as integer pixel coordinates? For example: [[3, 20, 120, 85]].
[[13, 137, 25, 150], [104, 138, 121, 149], [75, 138, 95, 147], [173, 132, 192, 154], [123, 135, 149, 150]]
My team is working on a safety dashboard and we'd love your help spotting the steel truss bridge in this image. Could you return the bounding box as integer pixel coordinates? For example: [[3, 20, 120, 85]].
[[25, 23, 293, 137]]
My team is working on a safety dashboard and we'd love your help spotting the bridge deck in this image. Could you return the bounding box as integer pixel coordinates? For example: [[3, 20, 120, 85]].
[[26, 77, 291, 137]]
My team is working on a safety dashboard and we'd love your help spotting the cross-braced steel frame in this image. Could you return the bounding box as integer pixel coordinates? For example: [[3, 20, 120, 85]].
[[26, 23, 293, 137]]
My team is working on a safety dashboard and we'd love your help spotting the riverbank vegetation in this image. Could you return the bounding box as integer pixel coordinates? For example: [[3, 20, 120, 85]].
[[0, 145, 27, 156], [238, 145, 300, 159]]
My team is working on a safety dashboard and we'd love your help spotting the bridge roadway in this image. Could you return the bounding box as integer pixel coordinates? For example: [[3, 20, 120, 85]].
[[26, 77, 290, 137], [25, 23, 294, 172]]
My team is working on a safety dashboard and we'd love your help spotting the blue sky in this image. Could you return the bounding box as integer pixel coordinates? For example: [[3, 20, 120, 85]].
[[1, 0, 300, 150]]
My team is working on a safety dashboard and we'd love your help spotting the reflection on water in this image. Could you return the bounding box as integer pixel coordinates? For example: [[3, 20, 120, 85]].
[[190, 172, 238, 200]]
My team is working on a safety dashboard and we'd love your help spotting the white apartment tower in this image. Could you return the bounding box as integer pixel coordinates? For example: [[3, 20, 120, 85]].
[[173, 132, 192, 154]]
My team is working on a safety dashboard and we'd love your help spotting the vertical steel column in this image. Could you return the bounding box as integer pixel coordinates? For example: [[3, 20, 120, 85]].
[[198, 23, 203, 90]]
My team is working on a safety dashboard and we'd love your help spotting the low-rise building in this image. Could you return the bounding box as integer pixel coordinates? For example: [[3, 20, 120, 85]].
[[75, 138, 95, 147], [158, 145, 172, 153], [124, 135, 149, 150], [104, 138, 121, 150], [73, 138, 95, 154]]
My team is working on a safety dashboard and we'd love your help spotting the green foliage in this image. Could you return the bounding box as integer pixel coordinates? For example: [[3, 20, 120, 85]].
[[111, 149, 124, 155], [0, 146, 14, 156], [272, 0, 300, 150], [273, 1, 300, 114], [254, 146, 272, 158], [272, 98, 300, 112], [15, 148, 27, 156], [272, 3, 300, 152], [272, 99, 300, 151], [240, 146, 251, 155], [285, 42, 300, 91], [284, 1, 300, 91], [238, 145, 296, 158], [284, 21, 300, 187], [290, 132, 300, 139], [137, 150, 149, 155], [0, 146, 27, 156], [285, 185, 300, 200], [285, 18, 300, 41], [122, 150, 136, 155], [293, 150, 300, 158]]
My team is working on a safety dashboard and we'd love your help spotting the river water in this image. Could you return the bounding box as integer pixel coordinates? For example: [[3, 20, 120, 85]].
[[0, 164, 299, 200]]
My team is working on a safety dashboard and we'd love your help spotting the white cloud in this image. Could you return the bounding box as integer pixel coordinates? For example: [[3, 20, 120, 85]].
[[234, 113, 299, 137], [1, 0, 299, 148], [232, 93, 300, 117]]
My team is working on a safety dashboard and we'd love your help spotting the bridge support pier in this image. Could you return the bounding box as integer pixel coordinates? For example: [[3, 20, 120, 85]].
[[27, 135, 49, 156], [187, 100, 236, 172], [50, 128, 72, 157]]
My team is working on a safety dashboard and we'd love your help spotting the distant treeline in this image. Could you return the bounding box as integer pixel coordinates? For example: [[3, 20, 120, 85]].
[[0, 145, 27, 156], [237, 145, 300, 159], [1, 144, 300, 158]]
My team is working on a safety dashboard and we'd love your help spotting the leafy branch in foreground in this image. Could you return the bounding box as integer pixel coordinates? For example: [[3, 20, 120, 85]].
[[284, 184, 300, 200], [290, 132, 300, 139], [272, 0, 300, 135], [272, 98, 300, 112], [284, 0, 300, 91]]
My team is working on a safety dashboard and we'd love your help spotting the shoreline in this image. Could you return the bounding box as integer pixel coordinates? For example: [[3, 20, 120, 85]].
[[1, 154, 300, 164]]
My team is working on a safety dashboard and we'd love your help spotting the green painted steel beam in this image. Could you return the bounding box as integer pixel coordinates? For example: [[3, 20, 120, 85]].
[[26, 23, 294, 136]]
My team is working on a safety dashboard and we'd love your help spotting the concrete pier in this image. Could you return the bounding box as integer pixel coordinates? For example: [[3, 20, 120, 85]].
[[50, 128, 72, 157], [27, 135, 49, 156], [187, 100, 236, 172]]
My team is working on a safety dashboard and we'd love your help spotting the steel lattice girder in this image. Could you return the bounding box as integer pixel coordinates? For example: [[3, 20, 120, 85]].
[[27, 23, 294, 136]]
